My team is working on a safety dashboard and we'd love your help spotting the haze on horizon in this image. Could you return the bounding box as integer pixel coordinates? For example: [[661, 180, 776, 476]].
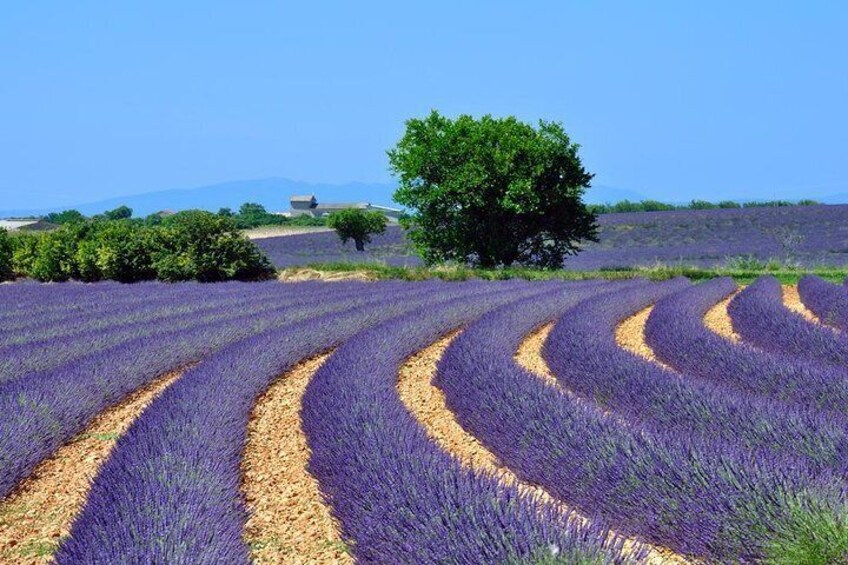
[[1, 1, 846, 210]]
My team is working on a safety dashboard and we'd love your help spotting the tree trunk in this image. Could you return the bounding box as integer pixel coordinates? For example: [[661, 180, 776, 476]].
[[355, 239, 365, 252]]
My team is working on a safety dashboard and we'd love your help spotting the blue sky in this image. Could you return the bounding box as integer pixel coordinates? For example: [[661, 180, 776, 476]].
[[1, 1, 846, 208]]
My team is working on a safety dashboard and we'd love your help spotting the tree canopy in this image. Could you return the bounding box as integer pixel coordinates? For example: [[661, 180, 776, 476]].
[[388, 111, 597, 269]]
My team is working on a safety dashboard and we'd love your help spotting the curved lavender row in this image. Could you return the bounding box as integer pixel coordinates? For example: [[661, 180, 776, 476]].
[[729, 276, 848, 367], [0, 280, 214, 327], [0, 281, 422, 499], [545, 282, 848, 477], [54, 281, 545, 564], [646, 278, 848, 417], [0, 280, 281, 340], [436, 285, 845, 562], [0, 282, 351, 382], [799, 275, 848, 331], [303, 283, 638, 564], [0, 281, 401, 388]]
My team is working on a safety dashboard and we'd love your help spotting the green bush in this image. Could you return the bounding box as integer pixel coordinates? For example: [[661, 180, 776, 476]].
[[153, 211, 275, 282], [0, 229, 14, 282], [11, 233, 39, 277], [6, 212, 274, 283], [74, 221, 156, 282]]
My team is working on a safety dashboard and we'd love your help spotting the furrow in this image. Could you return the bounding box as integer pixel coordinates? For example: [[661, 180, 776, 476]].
[[0, 369, 183, 563], [241, 353, 351, 564], [400, 330, 687, 564], [613, 306, 672, 368], [782, 284, 821, 324], [701, 293, 739, 341]]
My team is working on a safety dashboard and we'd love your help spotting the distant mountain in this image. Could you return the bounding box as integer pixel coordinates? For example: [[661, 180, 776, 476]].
[[0, 178, 399, 218], [583, 185, 648, 204], [0, 178, 648, 218]]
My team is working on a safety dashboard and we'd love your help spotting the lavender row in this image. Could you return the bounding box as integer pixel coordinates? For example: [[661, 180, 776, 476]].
[[0, 280, 283, 340], [0, 283, 349, 382], [798, 275, 848, 331], [0, 280, 218, 327], [435, 286, 847, 562], [302, 282, 638, 564], [544, 281, 848, 478], [54, 281, 557, 563], [728, 276, 848, 367], [645, 278, 848, 418], [0, 281, 422, 498]]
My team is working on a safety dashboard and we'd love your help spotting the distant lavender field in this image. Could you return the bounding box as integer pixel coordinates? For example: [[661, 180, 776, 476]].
[[256, 204, 848, 270]]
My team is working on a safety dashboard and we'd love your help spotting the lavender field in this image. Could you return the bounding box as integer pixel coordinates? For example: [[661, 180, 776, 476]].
[[257, 204, 848, 270], [3, 276, 848, 562]]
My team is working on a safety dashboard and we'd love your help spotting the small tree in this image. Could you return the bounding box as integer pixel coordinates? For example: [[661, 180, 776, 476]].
[[44, 209, 86, 225], [327, 209, 388, 251], [388, 111, 598, 269], [103, 205, 133, 220]]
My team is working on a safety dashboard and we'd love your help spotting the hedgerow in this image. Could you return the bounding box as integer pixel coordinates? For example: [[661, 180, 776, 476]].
[[6, 211, 275, 282]]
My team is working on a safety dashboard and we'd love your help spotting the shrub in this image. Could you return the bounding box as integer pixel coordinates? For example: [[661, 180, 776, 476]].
[[0, 229, 14, 281], [327, 209, 388, 251], [153, 211, 275, 282], [29, 225, 87, 282], [5, 212, 274, 283]]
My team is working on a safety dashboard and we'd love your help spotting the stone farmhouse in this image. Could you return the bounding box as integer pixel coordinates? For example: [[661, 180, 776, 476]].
[[287, 195, 402, 222]]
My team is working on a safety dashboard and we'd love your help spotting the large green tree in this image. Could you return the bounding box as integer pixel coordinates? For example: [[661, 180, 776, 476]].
[[388, 111, 598, 269]]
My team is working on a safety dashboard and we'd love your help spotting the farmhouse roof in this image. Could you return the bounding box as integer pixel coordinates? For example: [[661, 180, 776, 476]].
[[314, 202, 370, 210], [291, 195, 317, 203]]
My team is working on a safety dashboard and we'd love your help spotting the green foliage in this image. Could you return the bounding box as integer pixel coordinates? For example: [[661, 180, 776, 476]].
[[10, 233, 39, 277], [689, 199, 718, 210], [102, 205, 133, 220], [764, 499, 848, 564], [232, 202, 288, 229], [77, 221, 156, 282], [389, 111, 598, 269], [0, 229, 14, 281], [6, 212, 274, 283], [589, 198, 817, 214], [153, 211, 275, 281], [43, 209, 86, 225], [326, 209, 388, 251]]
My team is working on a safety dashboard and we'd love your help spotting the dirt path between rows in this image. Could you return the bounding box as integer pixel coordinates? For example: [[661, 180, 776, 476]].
[[782, 285, 821, 324], [241, 354, 350, 565], [0, 370, 182, 564], [399, 330, 689, 564]]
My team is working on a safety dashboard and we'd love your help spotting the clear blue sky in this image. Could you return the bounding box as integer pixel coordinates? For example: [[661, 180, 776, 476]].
[[1, 1, 846, 208]]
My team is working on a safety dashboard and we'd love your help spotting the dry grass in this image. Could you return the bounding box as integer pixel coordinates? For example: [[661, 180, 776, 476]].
[[0, 370, 182, 564], [278, 269, 377, 283], [241, 354, 351, 565]]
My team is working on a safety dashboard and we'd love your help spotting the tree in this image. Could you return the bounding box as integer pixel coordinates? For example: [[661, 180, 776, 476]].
[[388, 111, 598, 269], [103, 205, 133, 220], [327, 209, 388, 251], [44, 209, 86, 225]]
